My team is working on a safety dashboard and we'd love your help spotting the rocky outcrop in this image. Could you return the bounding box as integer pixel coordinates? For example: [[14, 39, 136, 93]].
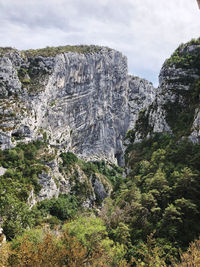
[[127, 75, 155, 130], [0, 166, 6, 176], [133, 38, 200, 142], [1, 39, 200, 208], [0, 46, 155, 165]]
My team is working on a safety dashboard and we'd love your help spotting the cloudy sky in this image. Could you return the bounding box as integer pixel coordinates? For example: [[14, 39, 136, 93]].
[[0, 0, 199, 86]]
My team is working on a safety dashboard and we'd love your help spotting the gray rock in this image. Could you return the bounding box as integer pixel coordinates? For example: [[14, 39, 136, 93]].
[[0, 46, 157, 206], [38, 171, 59, 201], [0, 166, 6, 176], [133, 42, 200, 140], [0, 46, 155, 165]]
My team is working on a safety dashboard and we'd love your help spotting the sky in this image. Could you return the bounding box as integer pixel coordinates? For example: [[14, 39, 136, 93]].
[[0, 0, 200, 87]]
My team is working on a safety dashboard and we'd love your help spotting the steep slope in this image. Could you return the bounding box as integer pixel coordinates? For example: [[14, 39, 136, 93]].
[[0, 45, 155, 212], [1, 39, 200, 265], [133, 38, 200, 142], [112, 37, 200, 261], [0, 45, 155, 165]]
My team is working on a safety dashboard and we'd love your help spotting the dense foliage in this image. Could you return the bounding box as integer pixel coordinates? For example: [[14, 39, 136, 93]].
[[1, 133, 200, 265], [0, 217, 131, 267], [166, 37, 200, 69], [37, 194, 78, 221], [111, 133, 200, 262]]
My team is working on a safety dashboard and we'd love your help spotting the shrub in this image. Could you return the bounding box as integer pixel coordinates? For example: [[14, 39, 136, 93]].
[[37, 194, 78, 220], [60, 152, 78, 168]]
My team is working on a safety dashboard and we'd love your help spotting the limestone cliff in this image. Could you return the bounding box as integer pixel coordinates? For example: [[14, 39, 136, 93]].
[[133, 38, 200, 142], [0, 45, 155, 165], [1, 38, 200, 207], [0, 45, 156, 205]]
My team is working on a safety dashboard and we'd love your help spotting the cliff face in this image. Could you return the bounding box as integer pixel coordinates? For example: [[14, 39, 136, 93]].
[[133, 38, 200, 142], [0, 39, 200, 208], [0, 46, 155, 165]]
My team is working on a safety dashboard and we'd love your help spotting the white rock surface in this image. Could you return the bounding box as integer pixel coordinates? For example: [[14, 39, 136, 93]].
[[0, 166, 6, 176], [0, 47, 155, 165]]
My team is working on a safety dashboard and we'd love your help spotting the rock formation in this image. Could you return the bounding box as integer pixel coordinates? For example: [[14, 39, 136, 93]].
[[1, 38, 199, 205], [0, 46, 155, 165], [133, 38, 200, 143]]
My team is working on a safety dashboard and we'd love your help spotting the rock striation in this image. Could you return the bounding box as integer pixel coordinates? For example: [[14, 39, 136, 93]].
[[1, 38, 200, 206], [133, 38, 200, 142], [0, 46, 155, 165]]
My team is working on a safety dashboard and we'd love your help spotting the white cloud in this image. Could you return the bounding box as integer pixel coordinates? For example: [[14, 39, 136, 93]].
[[0, 0, 199, 86]]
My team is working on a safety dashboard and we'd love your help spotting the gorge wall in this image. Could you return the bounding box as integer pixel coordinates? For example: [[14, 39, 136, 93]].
[[0, 46, 155, 165], [133, 38, 200, 142], [0, 38, 200, 205]]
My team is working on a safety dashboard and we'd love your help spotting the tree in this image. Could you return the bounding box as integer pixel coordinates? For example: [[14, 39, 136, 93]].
[[132, 233, 167, 267], [176, 238, 200, 266], [68, 216, 107, 253], [159, 204, 182, 241], [1, 196, 35, 240]]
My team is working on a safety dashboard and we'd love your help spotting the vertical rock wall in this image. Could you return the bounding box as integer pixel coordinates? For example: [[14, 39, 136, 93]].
[[0, 46, 155, 164]]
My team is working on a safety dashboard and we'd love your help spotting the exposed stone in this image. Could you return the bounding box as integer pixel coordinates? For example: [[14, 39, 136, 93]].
[[38, 171, 59, 201], [0, 46, 155, 165], [91, 173, 112, 202], [190, 109, 200, 143], [0, 167, 6, 176], [133, 40, 200, 140], [1, 41, 200, 207], [128, 75, 155, 130]]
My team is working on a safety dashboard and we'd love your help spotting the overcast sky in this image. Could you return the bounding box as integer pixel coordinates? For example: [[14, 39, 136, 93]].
[[0, 0, 199, 86]]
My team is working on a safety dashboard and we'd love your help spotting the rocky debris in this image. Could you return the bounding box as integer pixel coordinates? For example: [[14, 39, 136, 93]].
[[190, 109, 200, 143], [0, 132, 12, 150], [92, 175, 108, 201]]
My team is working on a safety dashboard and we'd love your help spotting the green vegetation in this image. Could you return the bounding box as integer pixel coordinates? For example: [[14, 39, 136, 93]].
[[42, 131, 47, 142], [60, 151, 78, 168], [128, 109, 153, 142], [0, 141, 47, 196], [0, 141, 49, 239], [0, 144, 119, 240], [164, 93, 197, 137], [60, 152, 122, 187], [1, 37, 200, 265], [17, 57, 52, 93], [0, 216, 130, 266], [134, 109, 153, 137], [0, 47, 17, 56], [0, 45, 106, 57], [1, 134, 200, 264], [113, 132, 200, 262], [163, 77, 200, 138], [94, 160, 123, 185], [22, 45, 105, 58], [166, 37, 200, 69], [37, 194, 78, 221]]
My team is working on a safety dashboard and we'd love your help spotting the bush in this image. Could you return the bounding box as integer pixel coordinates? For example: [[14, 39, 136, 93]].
[[60, 152, 78, 168], [37, 194, 78, 220]]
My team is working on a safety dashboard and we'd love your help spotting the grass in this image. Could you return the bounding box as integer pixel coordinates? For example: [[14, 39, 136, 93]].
[[22, 45, 108, 57]]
